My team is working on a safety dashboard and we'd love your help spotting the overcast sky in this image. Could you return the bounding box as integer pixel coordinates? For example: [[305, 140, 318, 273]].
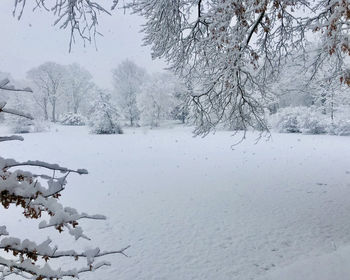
[[0, 2, 167, 88]]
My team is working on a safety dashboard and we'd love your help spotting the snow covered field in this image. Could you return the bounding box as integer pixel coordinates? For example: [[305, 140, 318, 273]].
[[2, 125, 350, 280]]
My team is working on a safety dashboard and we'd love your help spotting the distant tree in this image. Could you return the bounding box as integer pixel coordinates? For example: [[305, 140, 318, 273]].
[[138, 73, 175, 127], [171, 82, 190, 124], [27, 62, 67, 122], [112, 60, 146, 126], [65, 63, 94, 114], [272, 43, 350, 123], [89, 90, 123, 134]]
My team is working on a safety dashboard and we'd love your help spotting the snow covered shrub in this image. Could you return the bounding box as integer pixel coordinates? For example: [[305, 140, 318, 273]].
[[89, 91, 123, 134], [60, 112, 86, 126], [7, 117, 50, 134], [270, 106, 328, 134], [332, 120, 350, 136], [270, 107, 302, 133], [298, 110, 328, 135], [8, 116, 33, 133]]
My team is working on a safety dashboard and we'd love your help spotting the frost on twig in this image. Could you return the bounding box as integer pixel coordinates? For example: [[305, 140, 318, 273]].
[[13, 1, 111, 51]]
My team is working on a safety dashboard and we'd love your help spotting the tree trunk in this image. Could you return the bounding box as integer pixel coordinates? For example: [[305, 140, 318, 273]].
[[331, 96, 334, 122], [52, 101, 56, 122], [44, 104, 49, 121]]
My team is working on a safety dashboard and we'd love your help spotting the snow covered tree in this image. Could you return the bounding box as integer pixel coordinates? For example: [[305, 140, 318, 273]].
[[123, 0, 350, 134], [14, 0, 350, 133], [272, 42, 350, 123], [89, 90, 123, 134], [138, 73, 176, 127], [171, 82, 191, 124], [65, 64, 94, 115], [0, 79, 128, 279], [112, 60, 146, 126], [27, 62, 67, 123]]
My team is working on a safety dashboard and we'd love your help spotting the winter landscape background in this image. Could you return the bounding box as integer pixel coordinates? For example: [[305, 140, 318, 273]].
[[1, 1, 350, 280]]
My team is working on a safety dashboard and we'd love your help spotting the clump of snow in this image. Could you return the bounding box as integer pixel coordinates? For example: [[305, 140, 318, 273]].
[[0, 226, 8, 236], [60, 112, 86, 126]]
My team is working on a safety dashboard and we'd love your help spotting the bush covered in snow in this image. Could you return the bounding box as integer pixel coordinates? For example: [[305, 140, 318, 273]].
[[89, 91, 123, 134], [60, 112, 86, 126], [331, 120, 350, 136], [299, 111, 328, 135], [269, 107, 302, 133], [269, 107, 329, 134], [7, 117, 50, 134], [8, 117, 33, 133]]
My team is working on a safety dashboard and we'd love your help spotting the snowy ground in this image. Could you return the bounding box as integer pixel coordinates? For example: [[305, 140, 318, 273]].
[[1, 125, 350, 280]]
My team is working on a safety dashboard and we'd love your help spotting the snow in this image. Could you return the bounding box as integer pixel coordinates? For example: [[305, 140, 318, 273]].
[[1, 125, 350, 279], [257, 244, 350, 280]]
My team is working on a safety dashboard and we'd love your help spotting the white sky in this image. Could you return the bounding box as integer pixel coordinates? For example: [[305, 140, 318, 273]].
[[0, 2, 167, 88]]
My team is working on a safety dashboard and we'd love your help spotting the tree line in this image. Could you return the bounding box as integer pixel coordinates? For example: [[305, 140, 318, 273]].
[[0, 59, 191, 133]]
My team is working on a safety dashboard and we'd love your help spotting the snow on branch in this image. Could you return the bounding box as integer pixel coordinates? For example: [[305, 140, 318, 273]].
[[0, 256, 111, 280], [0, 135, 24, 142], [0, 150, 126, 279], [0, 79, 32, 93], [0, 156, 127, 279], [0, 81, 34, 120], [0, 227, 8, 237], [125, 0, 350, 134], [0, 107, 34, 120], [2, 159, 88, 175], [13, 1, 112, 52], [0, 236, 129, 264]]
